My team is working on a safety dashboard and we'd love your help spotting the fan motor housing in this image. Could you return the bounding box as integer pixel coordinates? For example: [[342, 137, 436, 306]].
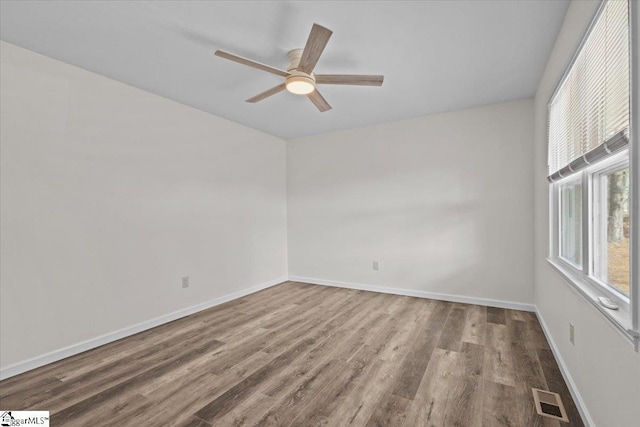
[[286, 49, 316, 94], [286, 48, 304, 72]]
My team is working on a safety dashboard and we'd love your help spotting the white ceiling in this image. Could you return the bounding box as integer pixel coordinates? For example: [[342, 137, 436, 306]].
[[0, 0, 569, 139]]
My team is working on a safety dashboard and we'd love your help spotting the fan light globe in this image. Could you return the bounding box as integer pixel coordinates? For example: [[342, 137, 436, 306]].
[[285, 75, 315, 95]]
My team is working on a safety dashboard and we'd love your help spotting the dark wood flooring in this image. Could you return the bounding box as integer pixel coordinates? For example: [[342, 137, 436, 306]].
[[0, 281, 584, 426]]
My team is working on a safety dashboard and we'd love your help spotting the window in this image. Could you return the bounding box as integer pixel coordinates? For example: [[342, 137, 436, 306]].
[[592, 162, 630, 297], [559, 178, 583, 268], [548, 0, 638, 346]]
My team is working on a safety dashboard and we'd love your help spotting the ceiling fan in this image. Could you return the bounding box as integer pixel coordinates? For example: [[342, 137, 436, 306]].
[[214, 23, 384, 112]]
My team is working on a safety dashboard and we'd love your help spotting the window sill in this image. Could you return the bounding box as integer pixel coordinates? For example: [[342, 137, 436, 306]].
[[546, 258, 639, 351]]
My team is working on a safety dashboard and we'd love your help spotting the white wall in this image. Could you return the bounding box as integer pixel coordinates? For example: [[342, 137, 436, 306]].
[[0, 41, 287, 370], [287, 99, 534, 306], [533, 2, 640, 427]]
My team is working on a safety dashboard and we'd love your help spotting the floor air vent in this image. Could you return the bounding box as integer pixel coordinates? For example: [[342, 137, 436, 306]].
[[532, 388, 569, 423]]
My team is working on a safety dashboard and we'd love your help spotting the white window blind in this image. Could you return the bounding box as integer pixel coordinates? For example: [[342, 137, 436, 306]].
[[548, 0, 630, 182]]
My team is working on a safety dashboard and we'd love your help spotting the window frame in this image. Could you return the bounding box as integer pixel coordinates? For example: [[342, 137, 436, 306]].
[[550, 152, 631, 312], [549, 166, 635, 346], [547, 0, 639, 350]]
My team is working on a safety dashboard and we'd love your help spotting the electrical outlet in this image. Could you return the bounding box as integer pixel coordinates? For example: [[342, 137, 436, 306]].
[[182, 277, 189, 289], [569, 323, 574, 345], [373, 261, 379, 271]]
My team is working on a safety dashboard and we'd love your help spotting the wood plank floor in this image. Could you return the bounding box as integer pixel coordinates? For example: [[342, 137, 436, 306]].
[[0, 282, 584, 426]]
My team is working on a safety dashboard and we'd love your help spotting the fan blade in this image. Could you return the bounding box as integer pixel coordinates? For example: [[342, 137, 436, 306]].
[[297, 24, 333, 74], [215, 50, 289, 77], [315, 74, 384, 86], [307, 89, 332, 112], [246, 83, 287, 103]]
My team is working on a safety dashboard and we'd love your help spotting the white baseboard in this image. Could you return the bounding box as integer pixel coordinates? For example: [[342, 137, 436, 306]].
[[288, 275, 535, 312], [0, 276, 288, 380], [535, 308, 595, 427]]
